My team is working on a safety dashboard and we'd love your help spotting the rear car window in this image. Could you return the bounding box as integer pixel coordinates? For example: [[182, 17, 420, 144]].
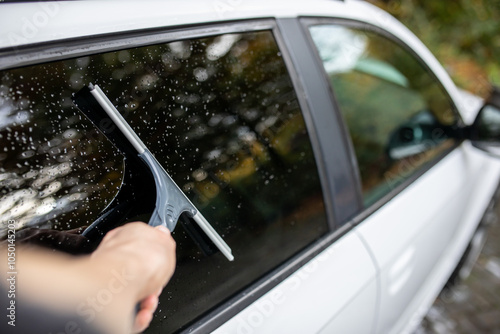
[[0, 29, 328, 332]]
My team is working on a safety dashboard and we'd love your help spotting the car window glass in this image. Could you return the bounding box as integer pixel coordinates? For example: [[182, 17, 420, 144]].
[[309, 25, 459, 206], [0, 65, 124, 237], [0, 30, 328, 332]]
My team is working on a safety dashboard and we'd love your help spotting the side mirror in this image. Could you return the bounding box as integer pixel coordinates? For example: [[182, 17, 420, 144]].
[[469, 86, 500, 157], [386, 109, 446, 160]]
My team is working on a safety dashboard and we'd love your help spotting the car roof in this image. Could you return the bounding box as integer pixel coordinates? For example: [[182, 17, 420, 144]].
[[0, 0, 371, 49]]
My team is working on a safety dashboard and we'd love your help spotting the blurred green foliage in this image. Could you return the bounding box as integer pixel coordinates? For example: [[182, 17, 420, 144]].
[[370, 0, 500, 97]]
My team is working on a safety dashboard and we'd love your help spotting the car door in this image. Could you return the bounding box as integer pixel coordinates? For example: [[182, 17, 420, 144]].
[[305, 20, 482, 334]]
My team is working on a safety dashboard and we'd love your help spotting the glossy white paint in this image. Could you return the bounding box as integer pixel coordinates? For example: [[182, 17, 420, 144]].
[[213, 231, 378, 334], [2, 1, 499, 333], [400, 145, 499, 334], [458, 89, 485, 124], [356, 146, 475, 334], [317, 279, 378, 334], [0, 0, 366, 48]]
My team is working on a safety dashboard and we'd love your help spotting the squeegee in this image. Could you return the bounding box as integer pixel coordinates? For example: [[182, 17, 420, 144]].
[[73, 84, 233, 261]]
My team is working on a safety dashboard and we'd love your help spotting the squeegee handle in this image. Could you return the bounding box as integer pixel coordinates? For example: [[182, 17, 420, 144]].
[[73, 84, 146, 157]]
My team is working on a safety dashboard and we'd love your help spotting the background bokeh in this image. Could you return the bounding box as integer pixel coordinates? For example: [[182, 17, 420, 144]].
[[369, 0, 500, 98]]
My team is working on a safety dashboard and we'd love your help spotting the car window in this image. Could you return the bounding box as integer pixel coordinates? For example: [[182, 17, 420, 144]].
[[309, 25, 459, 206], [0, 64, 124, 237], [0, 29, 328, 332]]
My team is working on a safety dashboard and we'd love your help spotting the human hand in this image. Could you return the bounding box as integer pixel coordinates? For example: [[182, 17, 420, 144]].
[[90, 222, 176, 334], [0, 222, 176, 334], [134, 288, 162, 333]]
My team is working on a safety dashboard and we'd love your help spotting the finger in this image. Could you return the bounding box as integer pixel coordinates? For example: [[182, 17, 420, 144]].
[[155, 225, 171, 235], [101, 226, 123, 242], [133, 308, 154, 334], [140, 294, 159, 314]]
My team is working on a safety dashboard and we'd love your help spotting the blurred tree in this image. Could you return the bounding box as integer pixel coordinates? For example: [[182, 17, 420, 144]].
[[370, 0, 500, 97]]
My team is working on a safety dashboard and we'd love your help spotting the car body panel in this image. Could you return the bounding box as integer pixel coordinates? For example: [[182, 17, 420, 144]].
[[1, 0, 379, 48], [355, 143, 500, 334], [212, 231, 378, 334], [458, 89, 485, 124]]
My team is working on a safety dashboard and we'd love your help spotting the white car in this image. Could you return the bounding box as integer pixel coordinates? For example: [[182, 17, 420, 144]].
[[1, 1, 500, 333]]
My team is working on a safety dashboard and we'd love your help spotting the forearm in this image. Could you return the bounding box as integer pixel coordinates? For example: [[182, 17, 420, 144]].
[[0, 245, 135, 334], [0, 222, 175, 334]]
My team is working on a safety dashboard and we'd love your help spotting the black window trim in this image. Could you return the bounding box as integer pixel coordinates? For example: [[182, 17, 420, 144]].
[[0, 18, 355, 334], [277, 18, 363, 224], [299, 16, 465, 225]]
